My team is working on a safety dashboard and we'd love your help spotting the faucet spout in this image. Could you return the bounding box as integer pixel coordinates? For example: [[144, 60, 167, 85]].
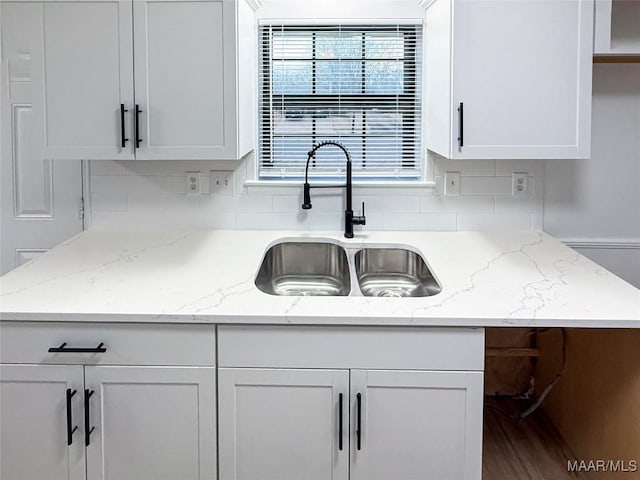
[[301, 140, 366, 238]]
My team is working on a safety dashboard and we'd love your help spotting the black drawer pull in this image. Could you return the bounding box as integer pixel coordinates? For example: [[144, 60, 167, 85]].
[[66, 388, 78, 446], [84, 389, 95, 446], [338, 393, 343, 451], [135, 104, 142, 148], [356, 392, 362, 451], [120, 104, 129, 148], [48, 342, 107, 353], [457, 102, 464, 149]]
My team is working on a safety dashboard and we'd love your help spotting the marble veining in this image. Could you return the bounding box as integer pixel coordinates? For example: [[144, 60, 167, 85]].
[[1, 229, 638, 328]]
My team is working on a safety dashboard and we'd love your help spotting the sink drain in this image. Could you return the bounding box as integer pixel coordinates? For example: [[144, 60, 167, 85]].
[[376, 289, 405, 298]]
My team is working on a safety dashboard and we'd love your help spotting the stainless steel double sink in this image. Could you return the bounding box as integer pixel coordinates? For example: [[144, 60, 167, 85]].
[[255, 240, 441, 298]]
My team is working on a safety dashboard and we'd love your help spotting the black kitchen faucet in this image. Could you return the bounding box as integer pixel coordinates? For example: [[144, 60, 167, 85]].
[[301, 140, 366, 238]]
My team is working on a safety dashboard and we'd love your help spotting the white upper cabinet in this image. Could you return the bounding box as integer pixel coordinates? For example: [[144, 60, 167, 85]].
[[1, 0, 135, 160], [2, 0, 256, 161], [133, 0, 254, 159], [425, 0, 594, 159]]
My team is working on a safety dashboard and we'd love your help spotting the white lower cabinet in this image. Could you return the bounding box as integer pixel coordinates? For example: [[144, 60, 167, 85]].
[[0, 365, 216, 480], [218, 368, 349, 480], [1, 323, 484, 480], [85, 366, 216, 480], [350, 369, 483, 480], [218, 368, 483, 480], [0, 365, 86, 480], [0, 323, 217, 480], [217, 326, 485, 480]]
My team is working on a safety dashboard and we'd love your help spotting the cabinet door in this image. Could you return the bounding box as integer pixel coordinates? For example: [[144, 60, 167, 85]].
[[451, 0, 593, 159], [0, 364, 85, 480], [133, 0, 237, 159], [31, 0, 134, 160], [84, 366, 216, 480], [350, 369, 483, 480], [218, 368, 349, 480]]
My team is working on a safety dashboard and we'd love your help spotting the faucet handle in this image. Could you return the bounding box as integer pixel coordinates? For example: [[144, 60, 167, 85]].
[[353, 201, 366, 226]]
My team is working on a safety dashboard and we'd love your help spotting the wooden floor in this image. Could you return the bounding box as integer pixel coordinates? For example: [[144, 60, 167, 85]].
[[483, 399, 589, 480]]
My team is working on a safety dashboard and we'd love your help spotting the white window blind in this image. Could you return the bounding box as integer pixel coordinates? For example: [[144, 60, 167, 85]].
[[258, 23, 423, 181]]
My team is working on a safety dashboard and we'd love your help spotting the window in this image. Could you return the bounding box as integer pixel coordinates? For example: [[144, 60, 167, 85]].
[[258, 24, 423, 181]]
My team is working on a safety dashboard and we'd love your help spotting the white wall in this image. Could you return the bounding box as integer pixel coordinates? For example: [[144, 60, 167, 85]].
[[88, 153, 542, 232], [544, 63, 640, 287]]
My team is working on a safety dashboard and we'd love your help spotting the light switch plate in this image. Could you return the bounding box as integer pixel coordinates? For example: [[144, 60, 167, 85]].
[[211, 170, 234, 195], [444, 171, 461, 196]]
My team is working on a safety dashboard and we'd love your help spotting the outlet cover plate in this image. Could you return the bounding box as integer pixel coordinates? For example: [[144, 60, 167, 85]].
[[512, 172, 529, 196], [186, 172, 201, 196]]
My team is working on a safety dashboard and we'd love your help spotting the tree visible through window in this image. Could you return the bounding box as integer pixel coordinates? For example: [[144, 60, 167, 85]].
[[258, 24, 423, 181]]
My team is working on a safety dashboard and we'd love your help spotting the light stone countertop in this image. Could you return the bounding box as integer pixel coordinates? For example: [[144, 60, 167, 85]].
[[1, 229, 638, 327]]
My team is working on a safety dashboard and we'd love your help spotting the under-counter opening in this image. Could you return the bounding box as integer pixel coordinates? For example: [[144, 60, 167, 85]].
[[483, 327, 640, 479]]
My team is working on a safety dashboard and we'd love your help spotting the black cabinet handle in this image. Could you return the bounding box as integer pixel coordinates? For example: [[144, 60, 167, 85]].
[[338, 393, 343, 451], [135, 104, 142, 148], [66, 388, 78, 446], [84, 389, 95, 446], [457, 102, 464, 149], [356, 392, 362, 451], [48, 342, 106, 353], [120, 104, 129, 148]]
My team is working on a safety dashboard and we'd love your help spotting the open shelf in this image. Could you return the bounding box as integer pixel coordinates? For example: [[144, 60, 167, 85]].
[[594, 0, 640, 57]]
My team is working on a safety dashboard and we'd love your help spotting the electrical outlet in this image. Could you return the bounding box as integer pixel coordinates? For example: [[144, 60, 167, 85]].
[[444, 171, 461, 196], [211, 171, 234, 195], [512, 172, 529, 196], [186, 172, 201, 196]]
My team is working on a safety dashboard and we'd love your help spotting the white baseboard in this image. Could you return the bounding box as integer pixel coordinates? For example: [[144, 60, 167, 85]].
[[562, 239, 640, 250], [563, 239, 640, 288]]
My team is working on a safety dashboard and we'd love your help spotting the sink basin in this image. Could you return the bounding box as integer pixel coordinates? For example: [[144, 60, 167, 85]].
[[354, 248, 441, 297], [255, 240, 441, 298], [255, 242, 351, 296]]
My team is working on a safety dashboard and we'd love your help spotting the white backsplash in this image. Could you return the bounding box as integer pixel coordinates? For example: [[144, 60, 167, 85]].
[[88, 152, 543, 231]]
